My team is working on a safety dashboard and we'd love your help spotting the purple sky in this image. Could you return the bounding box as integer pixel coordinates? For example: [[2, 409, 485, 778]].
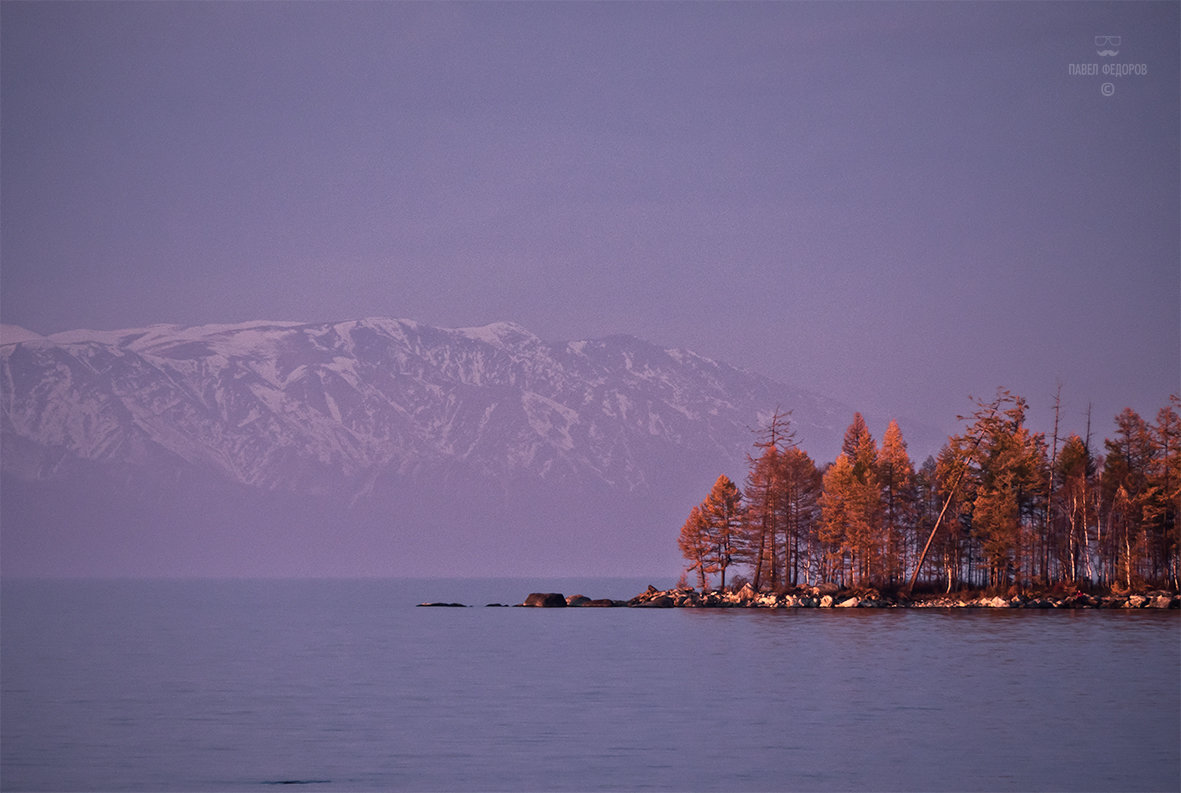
[[3, 1, 1178, 443]]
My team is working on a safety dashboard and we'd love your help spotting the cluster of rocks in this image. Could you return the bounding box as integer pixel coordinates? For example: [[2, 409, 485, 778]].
[[420, 585, 1180, 610], [627, 584, 1181, 610], [417, 592, 629, 608]]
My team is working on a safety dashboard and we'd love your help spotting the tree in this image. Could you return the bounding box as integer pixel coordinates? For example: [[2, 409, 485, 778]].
[[678, 505, 712, 590], [679, 475, 745, 590], [912, 390, 1046, 591], [1101, 408, 1156, 588], [959, 391, 1047, 589], [755, 406, 797, 454], [819, 414, 884, 586], [819, 454, 855, 586], [699, 474, 744, 590], [1147, 401, 1180, 588], [819, 450, 882, 587], [778, 447, 822, 587], [878, 420, 917, 585], [1055, 434, 1095, 583], [741, 446, 782, 591], [842, 412, 873, 463], [739, 408, 797, 591]]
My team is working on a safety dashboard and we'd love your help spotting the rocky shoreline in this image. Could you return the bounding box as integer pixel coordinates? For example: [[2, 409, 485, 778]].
[[418, 584, 1181, 610]]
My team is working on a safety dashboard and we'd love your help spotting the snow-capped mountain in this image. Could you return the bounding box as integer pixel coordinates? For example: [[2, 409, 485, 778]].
[[0, 318, 929, 577]]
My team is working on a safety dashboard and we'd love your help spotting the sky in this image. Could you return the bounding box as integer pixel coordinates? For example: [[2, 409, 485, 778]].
[[2, 0, 1178, 444]]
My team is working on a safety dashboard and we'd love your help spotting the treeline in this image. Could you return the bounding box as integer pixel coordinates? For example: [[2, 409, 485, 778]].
[[678, 390, 1180, 594]]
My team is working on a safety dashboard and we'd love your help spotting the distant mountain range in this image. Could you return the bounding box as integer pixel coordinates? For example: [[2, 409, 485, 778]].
[[0, 318, 943, 577]]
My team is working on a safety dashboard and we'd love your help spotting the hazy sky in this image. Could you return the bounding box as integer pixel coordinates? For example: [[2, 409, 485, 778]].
[[3, 1, 1178, 441]]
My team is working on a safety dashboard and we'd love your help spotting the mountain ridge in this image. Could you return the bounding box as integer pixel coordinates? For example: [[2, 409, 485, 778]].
[[1, 317, 942, 577]]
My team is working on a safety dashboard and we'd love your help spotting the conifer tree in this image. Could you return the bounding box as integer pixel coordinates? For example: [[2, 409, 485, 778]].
[[1102, 408, 1156, 588], [739, 408, 796, 590], [929, 443, 972, 591], [819, 454, 856, 586], [821, 414, 884, 585], [700, 474, 744, 590], [953, 390, 1047, 589], [741, 447, 782, 591], [1055, 435, 1095, 583], [778, 447, 822, 587], [678, 505, 713, 590], [1152, 400, 1181, 588], [842, 412, 873, 463], [878, 420, 917, 585]]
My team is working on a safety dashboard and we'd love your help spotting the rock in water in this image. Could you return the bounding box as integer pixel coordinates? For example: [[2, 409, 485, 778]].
[[522, 592, 567, 607]]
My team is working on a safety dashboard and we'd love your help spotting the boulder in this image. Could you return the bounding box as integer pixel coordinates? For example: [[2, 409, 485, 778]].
[[813, 582, 840, 596], [820, 595, 834, 608], [566, 594, 591, 607], [1149, 595, 1173, 609], [586, 599, 621, 607], [835, 597, 860, 608], [1125, 595, 1148, 608], [636, 595, 675, 608], [522, 592, 567, 607]]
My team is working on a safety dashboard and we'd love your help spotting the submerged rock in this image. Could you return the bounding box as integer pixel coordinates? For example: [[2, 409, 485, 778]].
[[417, 602, 467, 608]]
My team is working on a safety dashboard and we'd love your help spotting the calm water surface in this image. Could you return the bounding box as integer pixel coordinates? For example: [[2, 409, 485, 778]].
[[2, 579, 1178, 792]]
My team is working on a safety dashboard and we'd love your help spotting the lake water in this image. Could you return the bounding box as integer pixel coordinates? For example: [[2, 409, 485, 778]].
[[2, 578, 1178, 792]]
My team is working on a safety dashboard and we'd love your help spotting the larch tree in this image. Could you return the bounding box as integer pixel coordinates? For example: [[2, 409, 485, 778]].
[[778, 447, 822, 587], [956, 390, 1048, 589], [832, 413, 884, 585], [700, 474, 745, 590], [1055, 434, 1095, 583], [819, 451, 882, 587], [742, 446, 782, 591], [819, 454, 856, 586], [1148, 402, 1180, 588], [878, 420, 917, 586], [740, 408, 797, 591], [678, 505, 713, 590], [1101, 408, 1156, 588]]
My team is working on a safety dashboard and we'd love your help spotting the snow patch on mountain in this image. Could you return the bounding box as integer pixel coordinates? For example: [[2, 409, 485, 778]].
[[2, 317, 946, 509]]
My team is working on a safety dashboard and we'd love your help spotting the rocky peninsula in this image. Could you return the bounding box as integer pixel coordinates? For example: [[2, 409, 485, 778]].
[[417, 584, 1181, 610]]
